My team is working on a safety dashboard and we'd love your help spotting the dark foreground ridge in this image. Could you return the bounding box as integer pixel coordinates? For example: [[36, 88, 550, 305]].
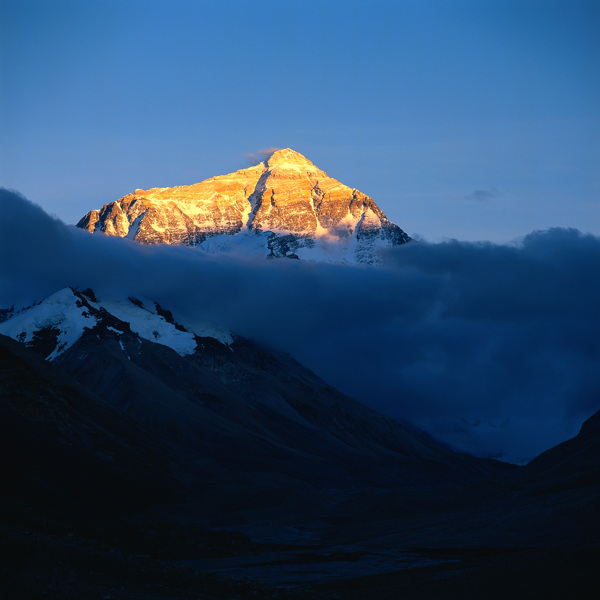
[[1, 285, 599, 598]]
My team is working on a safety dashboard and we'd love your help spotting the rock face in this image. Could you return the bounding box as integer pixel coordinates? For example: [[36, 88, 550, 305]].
[[77, 148, 411, 263]]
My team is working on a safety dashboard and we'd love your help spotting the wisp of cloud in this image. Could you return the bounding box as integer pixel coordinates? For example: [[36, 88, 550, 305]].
[[466, 188, 500, 202], [245, 147, 283, 165]]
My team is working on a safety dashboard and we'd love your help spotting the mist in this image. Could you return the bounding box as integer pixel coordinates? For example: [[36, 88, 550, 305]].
[[2, 188, 599, 462]]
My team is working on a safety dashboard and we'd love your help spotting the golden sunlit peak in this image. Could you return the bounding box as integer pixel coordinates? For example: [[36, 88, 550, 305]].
[[266, 148, 314, 168]]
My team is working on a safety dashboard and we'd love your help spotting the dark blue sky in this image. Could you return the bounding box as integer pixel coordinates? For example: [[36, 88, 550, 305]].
[[2, 0, 599, 241]]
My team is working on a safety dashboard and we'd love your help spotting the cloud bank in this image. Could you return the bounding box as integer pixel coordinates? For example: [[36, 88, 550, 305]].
[[2, 189, 599, 462]]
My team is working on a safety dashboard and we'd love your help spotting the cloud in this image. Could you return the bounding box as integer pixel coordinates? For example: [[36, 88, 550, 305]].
[[466, 187, 500, 202], [2, 188, 600, 463], [244, 147, 282, 165]]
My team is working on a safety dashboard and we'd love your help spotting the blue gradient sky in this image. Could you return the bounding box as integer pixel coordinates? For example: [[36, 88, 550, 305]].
[[2, 0, 599, 241]]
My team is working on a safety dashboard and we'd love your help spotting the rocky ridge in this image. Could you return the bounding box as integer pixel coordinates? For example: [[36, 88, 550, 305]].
[[77, 148, 411, 263]]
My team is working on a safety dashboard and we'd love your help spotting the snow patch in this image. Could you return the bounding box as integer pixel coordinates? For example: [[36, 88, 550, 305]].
[[2, 287, 233, 358], [118, 339, 131, 359], [0, 288, 97, 360], [99, 296, 197, 356], [195, 228, 377, 265], [197, 231, 272, 259]]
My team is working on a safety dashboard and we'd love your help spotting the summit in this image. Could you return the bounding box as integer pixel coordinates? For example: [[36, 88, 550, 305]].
[[77, 148, 411, 263]]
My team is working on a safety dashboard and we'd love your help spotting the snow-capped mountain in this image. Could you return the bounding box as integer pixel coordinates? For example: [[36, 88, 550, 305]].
[[77, 148, 411, 263], [0, 287, 231, 362]]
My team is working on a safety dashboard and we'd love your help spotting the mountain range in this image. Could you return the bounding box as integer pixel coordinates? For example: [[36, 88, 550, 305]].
[[1, 153, 598, 598], [1, 284, 599, 598], [76, 148, 411, 263]]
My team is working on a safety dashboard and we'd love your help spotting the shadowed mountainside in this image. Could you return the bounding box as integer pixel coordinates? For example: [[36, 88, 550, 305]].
[[1, 289, 598, 598]]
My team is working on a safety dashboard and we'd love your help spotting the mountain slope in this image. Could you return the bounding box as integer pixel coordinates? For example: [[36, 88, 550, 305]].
[[2, 291, 598, 598], [0, 333, 176, 514], [3, 328, 598, 600], [77, 148, 411, 263], [0, 287, 511, 523], [523, 406, 600, 488]]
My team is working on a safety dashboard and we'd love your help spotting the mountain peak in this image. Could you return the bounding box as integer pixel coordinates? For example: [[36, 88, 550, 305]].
[[77, 150, 411, 263], [265, 148, 314, 168]]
